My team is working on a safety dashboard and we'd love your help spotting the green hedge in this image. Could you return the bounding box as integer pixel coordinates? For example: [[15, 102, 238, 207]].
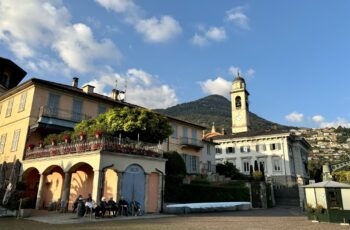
[[179, 184, 250, 203]]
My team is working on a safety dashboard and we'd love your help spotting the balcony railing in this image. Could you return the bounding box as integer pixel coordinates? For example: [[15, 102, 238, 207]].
[[24, 137, 163, 160], [179, 136, 203, 148], [39, 106, 92, 123]]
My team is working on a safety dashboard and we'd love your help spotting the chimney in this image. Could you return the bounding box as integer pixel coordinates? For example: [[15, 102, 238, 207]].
[[111, 89, 119, 100], [72, 77, 79, 88], [82, 84, 95, 94]]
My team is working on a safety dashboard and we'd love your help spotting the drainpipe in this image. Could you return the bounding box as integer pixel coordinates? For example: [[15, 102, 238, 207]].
[[155, 168, 164, 213], [99, 164, 114, 201]]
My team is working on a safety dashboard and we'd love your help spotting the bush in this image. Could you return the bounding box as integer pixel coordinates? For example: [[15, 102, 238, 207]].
[[180, 184, 250, 203], [163, 151, 186, 176], [216, 162, 247, 180]]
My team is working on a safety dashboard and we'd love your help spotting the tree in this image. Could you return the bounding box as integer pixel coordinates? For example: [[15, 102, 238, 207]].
[[308, 159, 325, 182], [163, 152, 186, 202], [74, 106, 172, 143]]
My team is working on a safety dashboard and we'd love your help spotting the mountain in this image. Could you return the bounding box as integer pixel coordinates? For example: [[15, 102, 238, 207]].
[[155, 95, 292, 133]]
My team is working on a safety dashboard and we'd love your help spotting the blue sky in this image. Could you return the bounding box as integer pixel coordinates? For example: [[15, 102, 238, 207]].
[[1, 0, 350, 128]]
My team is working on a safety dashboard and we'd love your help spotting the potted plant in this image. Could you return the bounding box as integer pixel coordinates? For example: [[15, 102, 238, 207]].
[[27, 144, 35, 151], [95, 130, 103, 139], [38, 140, 44, 148], [79, 132, 86, 141], [18, 197, 35, 218]]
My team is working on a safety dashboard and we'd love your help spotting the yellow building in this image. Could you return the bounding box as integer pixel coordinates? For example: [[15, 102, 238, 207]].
[[0, 58, 215, 212]]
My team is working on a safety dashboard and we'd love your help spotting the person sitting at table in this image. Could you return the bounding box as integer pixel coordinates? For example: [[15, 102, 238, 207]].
[[107, 197, 118, 217], [118, 196, 128, 216]]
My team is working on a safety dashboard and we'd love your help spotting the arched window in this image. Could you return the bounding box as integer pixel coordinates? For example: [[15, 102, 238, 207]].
[[235, 96, 241, 109]]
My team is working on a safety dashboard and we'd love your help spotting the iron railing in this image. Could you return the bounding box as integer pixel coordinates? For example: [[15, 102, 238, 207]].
[[39, 106, 92, 122], [24, 137, 162, 160], [179, 136, 203, 148]]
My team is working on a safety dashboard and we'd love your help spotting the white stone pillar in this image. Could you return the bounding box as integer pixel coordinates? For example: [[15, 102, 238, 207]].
[[60, 172, 72, 212], [92, 170, 102, 204], [35, 173, 45, 210]]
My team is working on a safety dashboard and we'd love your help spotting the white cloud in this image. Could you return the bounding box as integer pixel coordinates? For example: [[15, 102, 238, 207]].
[[311, 115, 350, 128], [96, 0, 182, 43], [135, 16, 182, 43], [0, 0, 121, 74], [228, 66, 255, 78], [191, 34, 208, 46], [54, 23, 121, 72], [312, 115, 325, 124], [191, 26, 227, 46], [285, 112, 304, 123], [85, 68, 178, 109], [226, 6, 249, 29], [205, 27, 227, 41], [199, 77, 231, 98]]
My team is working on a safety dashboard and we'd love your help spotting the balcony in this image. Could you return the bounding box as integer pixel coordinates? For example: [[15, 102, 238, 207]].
[[179, 136, 203, 149], [33, 106, 92, 130], [24, 137, 163, 160]]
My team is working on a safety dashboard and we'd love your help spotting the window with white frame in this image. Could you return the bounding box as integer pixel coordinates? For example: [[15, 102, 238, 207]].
[[11, 129, 20, 152], [270, 143, 281, 151], [273, 157, 282, 171], [18, 91, 27, 112], [256, 144, 266, 152], [226, 146, 235, 154], [242, 160, 250, 173], [5, 98, 14, 117], [0, 134, 7, 154], [215, 147, 222, 154], [240, 146, 250, 153]]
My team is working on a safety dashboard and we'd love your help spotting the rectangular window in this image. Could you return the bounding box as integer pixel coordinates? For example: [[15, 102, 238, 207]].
[[47, 93, 60, 117], [273, 158, 282, 171], [5, 98, 14, 117], [215, 147, 222, 154], [98, 104, 107, 114], [18, 91, 28, 112], [240, 146, 250, 153], [270, 143, 282, 151], [172, 124, 178, 139], [72, 99, 83, 121], [191, 155, 197, 172], [258, 159, 266, 172], [256, 144, 266, 152], [206, 144, 210, 155], [191, 129, 197, 145], [0, 133, 7, 154], [207, 160, 212, 172], [226, 147, 235, 154], [182, 127, 188, 144], [11, 129, 20, 152], [243, 161, 250, 173]]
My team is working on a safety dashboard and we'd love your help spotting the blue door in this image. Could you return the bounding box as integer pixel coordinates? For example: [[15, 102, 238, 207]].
[[121, 164, 145, 212]]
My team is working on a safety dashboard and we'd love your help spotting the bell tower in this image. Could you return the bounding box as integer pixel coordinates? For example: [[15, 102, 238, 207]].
[[231, 72, 250, 133]]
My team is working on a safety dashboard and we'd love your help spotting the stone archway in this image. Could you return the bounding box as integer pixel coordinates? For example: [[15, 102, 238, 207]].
[[22, 167, 40, 201], [41, 165, 64, 209], [68, 162, 94, 209], [121, 164, 145, 211]]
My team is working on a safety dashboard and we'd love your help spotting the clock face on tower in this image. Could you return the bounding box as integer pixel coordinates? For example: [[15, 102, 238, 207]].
[[235, 114, 242, 121]]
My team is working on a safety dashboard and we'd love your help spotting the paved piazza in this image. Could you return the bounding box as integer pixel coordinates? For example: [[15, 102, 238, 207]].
[[0, 207, 348, 230]]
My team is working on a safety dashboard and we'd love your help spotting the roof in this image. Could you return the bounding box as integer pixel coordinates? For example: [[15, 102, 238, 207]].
[[0, 77, 206, 129], [303, 181, 350, 188], [0, 57, 27, 89], [213, 129, 290, 140]]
